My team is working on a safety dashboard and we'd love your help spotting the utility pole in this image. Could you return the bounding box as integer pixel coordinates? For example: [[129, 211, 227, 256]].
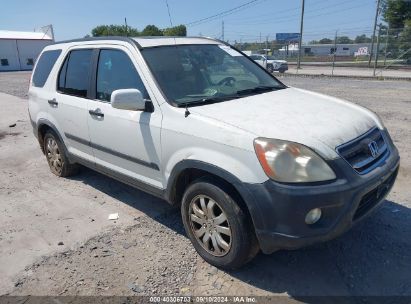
[[373, 24, 382, 76], [222, 20, 224, 41], [124, 18, 128, 36], [49, 25, 55, 42], [332, 30, 338, 76], [297, 0, 305, 69], [384, 24, 390, 66], [265, 35, 269, 55], [368, 0, 381, 67]]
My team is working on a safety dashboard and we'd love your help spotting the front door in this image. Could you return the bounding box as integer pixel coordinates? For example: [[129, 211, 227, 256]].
[[87, 47, 163, 189]]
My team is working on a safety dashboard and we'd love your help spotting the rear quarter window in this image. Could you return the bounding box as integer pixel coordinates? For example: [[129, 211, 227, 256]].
[[32, 50, 62, 88]]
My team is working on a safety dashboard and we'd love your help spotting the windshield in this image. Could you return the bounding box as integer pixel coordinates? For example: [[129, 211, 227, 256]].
[[141, 44, 286, 106]]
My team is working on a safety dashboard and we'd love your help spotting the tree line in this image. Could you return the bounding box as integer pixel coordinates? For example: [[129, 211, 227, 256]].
[[309, 35, 373, 45], [382, 0, 411, 60], [90, 24, 186, 37]]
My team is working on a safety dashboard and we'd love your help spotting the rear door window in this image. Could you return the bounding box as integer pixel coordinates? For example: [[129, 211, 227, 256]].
[[32, 50, 62, 87], [58, 49, 93, 98]]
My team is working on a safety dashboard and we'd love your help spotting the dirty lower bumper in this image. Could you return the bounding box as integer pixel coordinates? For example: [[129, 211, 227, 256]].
[[242, 136, 400, 254]]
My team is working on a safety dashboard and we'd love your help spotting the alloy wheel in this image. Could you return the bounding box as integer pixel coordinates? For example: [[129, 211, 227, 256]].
[[188, 195, 232, 257], [45, 137, 62, 174]]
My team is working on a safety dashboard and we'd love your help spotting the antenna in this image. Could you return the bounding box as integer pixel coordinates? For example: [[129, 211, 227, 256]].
[[165, 0, 177, 45], [165, 0, 173, 27]]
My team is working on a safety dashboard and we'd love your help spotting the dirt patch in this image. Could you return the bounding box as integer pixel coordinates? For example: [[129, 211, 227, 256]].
[[0, 131, 21, 140], [12, 212, 198, 296]]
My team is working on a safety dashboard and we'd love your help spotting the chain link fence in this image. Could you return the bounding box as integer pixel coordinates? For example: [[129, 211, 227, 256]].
[[234, 33, 411, 78]]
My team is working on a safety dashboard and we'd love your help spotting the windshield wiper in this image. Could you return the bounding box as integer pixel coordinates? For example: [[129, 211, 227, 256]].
[[177, 96, 237, 108], [236, 86, 278, 96], [177, 96, 238, 117]]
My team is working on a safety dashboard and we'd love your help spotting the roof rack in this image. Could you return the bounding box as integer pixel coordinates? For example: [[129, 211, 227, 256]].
[[52, 36, 226, 50], [52, 36, 142, 49]]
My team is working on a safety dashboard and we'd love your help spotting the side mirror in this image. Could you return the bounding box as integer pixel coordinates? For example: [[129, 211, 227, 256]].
[[111, 89, 146, 111]]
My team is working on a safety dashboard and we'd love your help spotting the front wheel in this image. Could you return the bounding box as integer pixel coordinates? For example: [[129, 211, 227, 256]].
[[181, 178, 259, 269], [267, 64, 274, 73]]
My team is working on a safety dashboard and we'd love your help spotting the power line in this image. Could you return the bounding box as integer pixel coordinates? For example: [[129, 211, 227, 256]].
[[225, 2, 372, 27], [225, 0, 364, 24], [185, 0, 265, 27], [196, 0, 384, 44]]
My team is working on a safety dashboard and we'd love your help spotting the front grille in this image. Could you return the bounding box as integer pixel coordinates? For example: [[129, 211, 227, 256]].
[[353, 168, 398, 220], [336, 127, 389, 174]]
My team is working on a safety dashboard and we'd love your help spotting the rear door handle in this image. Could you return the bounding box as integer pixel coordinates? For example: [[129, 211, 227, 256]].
[[48, 98, 58, 106], [89, 109, 104, 118]]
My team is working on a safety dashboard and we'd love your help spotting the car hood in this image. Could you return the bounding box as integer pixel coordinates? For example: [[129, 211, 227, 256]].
[[189, 87, 381, 159]]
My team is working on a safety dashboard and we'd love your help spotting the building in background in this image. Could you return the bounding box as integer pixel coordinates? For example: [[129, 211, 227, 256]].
[[0, 25, 54, 71], [300, 43, 373, 57], [278, 43, 375, 57]]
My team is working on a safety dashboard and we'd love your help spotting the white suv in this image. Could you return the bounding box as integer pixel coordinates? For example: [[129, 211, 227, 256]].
[[29, 36, 399, 269], [249, 54, 288, 73]]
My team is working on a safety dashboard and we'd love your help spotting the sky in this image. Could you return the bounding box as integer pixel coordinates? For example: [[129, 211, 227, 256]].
[[0, 0, 379, 43]]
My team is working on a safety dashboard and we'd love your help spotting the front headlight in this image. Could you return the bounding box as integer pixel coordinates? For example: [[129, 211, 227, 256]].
[[254, 138, 336, 183]]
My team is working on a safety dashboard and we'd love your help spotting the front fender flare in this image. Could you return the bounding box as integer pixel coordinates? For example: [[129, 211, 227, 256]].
[[166, 159, 265, 231]]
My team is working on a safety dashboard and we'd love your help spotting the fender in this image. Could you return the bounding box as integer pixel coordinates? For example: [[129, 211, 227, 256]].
[[36, 118, 73, 163], [166, 159, 265, 230]]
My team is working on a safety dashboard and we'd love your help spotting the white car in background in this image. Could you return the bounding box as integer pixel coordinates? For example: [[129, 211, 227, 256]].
[[249, 54, 288, 73]]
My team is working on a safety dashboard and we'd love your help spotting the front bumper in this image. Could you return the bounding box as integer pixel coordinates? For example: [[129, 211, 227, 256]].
[[241, 131, 400, 254], [274, 64, 288, 71]]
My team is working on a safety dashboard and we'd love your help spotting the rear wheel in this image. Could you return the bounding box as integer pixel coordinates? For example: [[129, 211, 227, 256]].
[[181, 178, 259, 269], [43, 131, 79, 177]]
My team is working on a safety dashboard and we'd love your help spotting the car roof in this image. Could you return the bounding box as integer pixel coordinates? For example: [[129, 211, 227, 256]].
[[51, 36, 222, 49], [133, 36, 221, 48]]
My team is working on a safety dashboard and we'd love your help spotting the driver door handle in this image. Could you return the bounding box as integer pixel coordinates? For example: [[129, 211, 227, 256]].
[[89, 109, 104, 118]]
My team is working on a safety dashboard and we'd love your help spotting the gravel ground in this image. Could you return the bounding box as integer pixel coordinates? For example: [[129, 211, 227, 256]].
[[13, 212, 198, 296], [0, 71, 31, 99], [285, 65, 411, 79], [1, 72, 410, 300]]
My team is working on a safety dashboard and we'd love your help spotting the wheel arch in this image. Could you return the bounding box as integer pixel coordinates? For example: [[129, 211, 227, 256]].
[[165, 160, 262, 236], [36, 119, 70, 160]]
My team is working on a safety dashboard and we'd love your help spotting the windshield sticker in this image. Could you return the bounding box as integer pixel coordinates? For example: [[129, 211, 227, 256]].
[[219, 45, 242, 57]]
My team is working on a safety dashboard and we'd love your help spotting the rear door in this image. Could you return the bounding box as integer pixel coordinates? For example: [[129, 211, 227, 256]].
[[54, 48, 94, 162], [87, 46, 163, 189], [29, 49, 62, 128]]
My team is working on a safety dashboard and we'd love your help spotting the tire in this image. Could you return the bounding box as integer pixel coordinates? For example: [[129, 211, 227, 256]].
[[279, 69, 285, 73], [43, 131, 79, 177], [181, 177, 259, 269], [267, 64, 274, 73]]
